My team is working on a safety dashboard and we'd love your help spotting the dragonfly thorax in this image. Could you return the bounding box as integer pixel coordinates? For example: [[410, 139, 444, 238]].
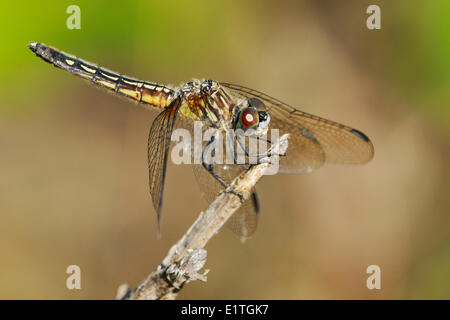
[[178, 80, 235, 129]]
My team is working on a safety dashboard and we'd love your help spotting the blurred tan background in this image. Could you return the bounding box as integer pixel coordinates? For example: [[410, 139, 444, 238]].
[[0, 0, 449, 299]]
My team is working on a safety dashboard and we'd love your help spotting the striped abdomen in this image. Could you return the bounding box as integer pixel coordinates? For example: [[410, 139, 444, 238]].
[[28, 42, 175, 109]]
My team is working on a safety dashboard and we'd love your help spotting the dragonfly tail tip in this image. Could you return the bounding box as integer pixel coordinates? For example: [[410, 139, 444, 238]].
[[28, 42, 38, 52]]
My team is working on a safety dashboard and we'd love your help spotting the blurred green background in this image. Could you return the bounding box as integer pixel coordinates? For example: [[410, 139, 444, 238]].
[[1, 0, 449, 299]]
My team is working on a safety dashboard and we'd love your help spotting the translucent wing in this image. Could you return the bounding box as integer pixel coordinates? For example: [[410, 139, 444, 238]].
[[148, 98, 180, 233], [221, 82, 374, 173], [192, 163, 259, 240], [266, 117, 325, 173]]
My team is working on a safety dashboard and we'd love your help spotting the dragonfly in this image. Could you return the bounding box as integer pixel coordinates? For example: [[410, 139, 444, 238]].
[[28, 42, 374, 239]]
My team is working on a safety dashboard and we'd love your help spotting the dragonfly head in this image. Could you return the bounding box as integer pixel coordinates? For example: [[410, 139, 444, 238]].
[[234, 97, 271, 136]]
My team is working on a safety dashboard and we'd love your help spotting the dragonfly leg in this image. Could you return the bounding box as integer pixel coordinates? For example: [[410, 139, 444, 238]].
[[235, 134, 284, 158], [247, 134, 272, 144], [202, 135, 244, 201], [202, 135, 228, 188], [234, 134, 286, 165]]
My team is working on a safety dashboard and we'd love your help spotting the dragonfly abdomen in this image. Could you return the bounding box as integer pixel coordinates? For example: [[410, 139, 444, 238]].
[[28, 42, 174, 109]]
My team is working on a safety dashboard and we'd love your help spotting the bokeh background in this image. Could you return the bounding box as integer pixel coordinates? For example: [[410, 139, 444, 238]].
[[1, 0, 449, 299]]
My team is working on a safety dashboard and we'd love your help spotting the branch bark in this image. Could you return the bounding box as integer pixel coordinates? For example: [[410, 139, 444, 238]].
[[116, 134, 289, 300]]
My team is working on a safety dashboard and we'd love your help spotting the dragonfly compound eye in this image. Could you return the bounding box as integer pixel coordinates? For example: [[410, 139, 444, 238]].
[[239, 107, 259, 129], [248, 97, 266, 110]]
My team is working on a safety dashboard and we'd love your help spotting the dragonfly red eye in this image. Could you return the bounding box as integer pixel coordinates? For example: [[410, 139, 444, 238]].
[[239, 108, 259, 128]]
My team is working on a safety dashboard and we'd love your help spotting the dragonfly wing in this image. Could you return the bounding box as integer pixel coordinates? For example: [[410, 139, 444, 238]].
[[192, 163, 259, 240], [226, 190, 259, 241], [148, 97, 180, 233], [221, 82, 374, 172], [266, 117, 325, 173]]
